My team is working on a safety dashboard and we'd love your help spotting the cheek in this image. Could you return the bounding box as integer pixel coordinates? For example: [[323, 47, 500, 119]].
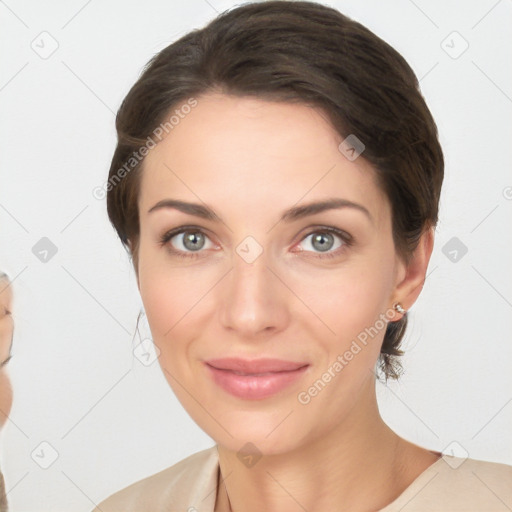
[[293, 253, 395, 339], [137, 257, 219, 381], [305, 282, 385, 384], [139, 262, 214, 336], [286, 251, 396, 397], [326, 277, 388, 337]]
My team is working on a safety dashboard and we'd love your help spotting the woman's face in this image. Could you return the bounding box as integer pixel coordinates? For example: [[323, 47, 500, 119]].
[[0, 278, 13, 427], [135, 93, 410, 454]]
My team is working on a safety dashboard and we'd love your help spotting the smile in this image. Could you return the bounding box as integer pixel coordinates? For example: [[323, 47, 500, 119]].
[[204, 358, 309, 400]]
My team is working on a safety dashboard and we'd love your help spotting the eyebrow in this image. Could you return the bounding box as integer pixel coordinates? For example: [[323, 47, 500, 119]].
[[147, 197, 373, 224]]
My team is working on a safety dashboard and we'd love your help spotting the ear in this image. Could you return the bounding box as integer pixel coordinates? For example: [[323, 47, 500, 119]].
[[390, 226, 435, 317]]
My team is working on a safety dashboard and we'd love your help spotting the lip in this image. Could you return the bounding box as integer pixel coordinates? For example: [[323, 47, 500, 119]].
[[205, 357, 308, 373], [204, 358, 309, 400]]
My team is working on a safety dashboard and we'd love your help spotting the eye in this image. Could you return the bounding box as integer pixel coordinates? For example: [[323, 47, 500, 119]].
[[159, 225, 353, 260], [159, 226, 216, 259], [295, 227, 352, 259]]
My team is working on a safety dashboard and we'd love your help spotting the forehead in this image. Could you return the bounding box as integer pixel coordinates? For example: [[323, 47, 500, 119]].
[[138, 93, 390, 228]]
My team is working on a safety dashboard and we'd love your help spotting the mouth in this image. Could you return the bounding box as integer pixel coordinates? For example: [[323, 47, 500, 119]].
[[204, 358, 309, 400], [205, 357, 309, 373]]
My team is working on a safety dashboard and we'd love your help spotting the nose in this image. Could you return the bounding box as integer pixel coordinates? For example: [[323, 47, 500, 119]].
[[218, 248, 290, 339]]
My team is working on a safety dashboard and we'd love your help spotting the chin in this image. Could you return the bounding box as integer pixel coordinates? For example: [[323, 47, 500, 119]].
[[217, 432, 301, 458], [198, 406, 310, 457]]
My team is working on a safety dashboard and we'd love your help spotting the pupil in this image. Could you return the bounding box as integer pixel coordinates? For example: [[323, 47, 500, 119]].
[[184, 232, 204, 251], [313, 233, 332, 252]]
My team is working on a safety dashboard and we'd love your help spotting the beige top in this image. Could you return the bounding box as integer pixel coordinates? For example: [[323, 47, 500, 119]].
[[93, 446, 512, 512]]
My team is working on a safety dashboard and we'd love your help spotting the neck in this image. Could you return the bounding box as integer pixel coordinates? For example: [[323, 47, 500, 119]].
[[215, 378, 437, 512]]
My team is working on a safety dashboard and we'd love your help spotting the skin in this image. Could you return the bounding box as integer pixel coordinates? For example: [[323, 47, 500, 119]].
[[0, 275, 13, 428], [133, 93, 440, 512], [1, 274, 13, 512]]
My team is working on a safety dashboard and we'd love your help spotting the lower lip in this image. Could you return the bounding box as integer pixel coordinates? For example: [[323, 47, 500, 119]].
[[205, 364, 309, 400]]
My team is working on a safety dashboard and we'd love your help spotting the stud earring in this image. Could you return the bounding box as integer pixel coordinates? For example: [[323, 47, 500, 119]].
[[393, 302, 407, 315]]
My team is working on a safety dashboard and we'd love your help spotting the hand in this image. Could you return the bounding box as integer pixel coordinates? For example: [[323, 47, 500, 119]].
[[0, 273, 13, 368]]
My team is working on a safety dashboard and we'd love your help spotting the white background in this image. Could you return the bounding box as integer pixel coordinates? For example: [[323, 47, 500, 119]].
[[0, 0, 511, 510]]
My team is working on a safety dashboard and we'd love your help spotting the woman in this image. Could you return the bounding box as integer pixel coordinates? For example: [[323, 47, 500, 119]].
[[94, 2, 512, 511], [0, 272, 14, 512]]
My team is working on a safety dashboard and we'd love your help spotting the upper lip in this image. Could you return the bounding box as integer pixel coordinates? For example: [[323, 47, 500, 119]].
[[205, 357, 309, 373]]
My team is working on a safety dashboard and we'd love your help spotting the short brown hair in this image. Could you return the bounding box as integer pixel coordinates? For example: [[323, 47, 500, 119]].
[[106, 0, 444, 379]]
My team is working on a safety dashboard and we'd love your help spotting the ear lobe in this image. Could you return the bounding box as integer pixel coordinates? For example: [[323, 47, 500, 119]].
[[391, 226, 435, 312]]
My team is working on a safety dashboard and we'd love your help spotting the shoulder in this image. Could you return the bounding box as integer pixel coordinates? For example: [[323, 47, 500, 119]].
[[436, 456, 512, 496], [386, 455, 512, 511], [92, 446, 219, 512]]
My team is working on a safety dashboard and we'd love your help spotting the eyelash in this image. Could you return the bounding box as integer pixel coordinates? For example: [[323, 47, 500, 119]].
[[158, 225, 353, 260]]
